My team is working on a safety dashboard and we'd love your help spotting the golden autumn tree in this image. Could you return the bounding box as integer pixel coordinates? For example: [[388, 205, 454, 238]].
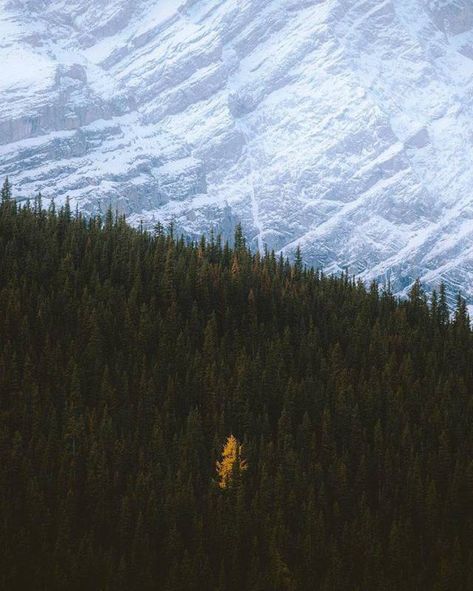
[[216, 434, 247, 489]]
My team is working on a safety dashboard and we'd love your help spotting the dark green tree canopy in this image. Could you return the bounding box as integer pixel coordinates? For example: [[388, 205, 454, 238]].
[[1, 194, 473, 591]]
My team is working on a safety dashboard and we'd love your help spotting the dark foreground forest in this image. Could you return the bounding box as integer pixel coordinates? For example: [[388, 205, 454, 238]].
[[1, 189, 473, 591]]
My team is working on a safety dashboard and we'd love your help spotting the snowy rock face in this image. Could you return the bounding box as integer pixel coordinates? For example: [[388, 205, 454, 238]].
[[2, 0, 473, 300]]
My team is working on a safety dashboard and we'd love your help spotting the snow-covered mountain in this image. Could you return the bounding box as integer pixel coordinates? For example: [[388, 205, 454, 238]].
[[2, 0, 473, 300]]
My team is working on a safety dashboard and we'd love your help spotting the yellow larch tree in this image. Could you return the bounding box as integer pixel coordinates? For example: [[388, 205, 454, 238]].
[[216, 434, 247, 489]]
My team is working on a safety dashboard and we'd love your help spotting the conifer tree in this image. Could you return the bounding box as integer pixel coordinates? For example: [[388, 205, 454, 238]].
[[294, 245, 303, 277], [1, 176, 11, 202], [234, 223, 246, 251], [216, 435, 247, 489]]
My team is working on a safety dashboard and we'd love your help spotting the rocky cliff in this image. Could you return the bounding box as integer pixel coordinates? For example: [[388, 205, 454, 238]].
[[2, 0, 473, 300]]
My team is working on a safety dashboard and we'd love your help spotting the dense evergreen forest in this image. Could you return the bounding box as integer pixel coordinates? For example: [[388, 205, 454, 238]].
[[1, 182, 473, 590]]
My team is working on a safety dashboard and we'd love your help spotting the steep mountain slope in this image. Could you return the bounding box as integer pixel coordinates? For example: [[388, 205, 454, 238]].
[[1, 0, 473, 299]]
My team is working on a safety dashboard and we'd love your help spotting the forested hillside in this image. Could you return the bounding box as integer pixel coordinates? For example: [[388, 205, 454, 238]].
[[1, 187, 473, 590]]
